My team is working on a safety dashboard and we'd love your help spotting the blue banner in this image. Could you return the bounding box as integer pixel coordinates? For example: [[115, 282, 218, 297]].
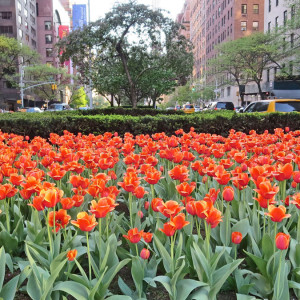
[[72, 4, 87, 30]]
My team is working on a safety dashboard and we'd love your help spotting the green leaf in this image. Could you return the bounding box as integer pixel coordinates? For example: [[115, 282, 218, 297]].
[[27, 273, 42, 300], [118, 276, 133, 296], [0, 247, 5, 291], [236, 294, 257, 300], [131, 257, 144, 295], [231, 218, 249, 238], [153, 276, 172, 296], [0, 231, 18, 253], [88, 266, 107, 300], [53, 281, 89, 300], [262, 234, 273, 260], [244, 251, 267, 278], [171, 259, 185, 288], [0, 275, 19, 300], [153, 235, 171, 273], [105, 296, 132, 300], [176, 279, 207, 300], [209, 259, 243, 298]]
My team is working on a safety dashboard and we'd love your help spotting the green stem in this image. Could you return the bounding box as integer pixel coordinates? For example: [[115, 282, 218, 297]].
[[234, 245, 237, 260], [5, 199, 10, 233], [86, 231, 92, 281], [106, 214, 109, 240], [225, 205, 230, 246], [135, 243, 139, 257], [273, 222, 278, 273], [275, 251, 283, 299], [99, 219, 102, 270], [297, 210, 300, 243], [263, 210, 266, 237], [205, 222, 211, 259], [46, 210, 53, 255], [129, 192, 133, 228]]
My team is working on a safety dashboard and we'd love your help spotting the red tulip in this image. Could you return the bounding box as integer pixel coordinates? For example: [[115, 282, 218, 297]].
[[275, 233, 290, 250], [140, 248, 150, 260], [231, 232, 243, 244]]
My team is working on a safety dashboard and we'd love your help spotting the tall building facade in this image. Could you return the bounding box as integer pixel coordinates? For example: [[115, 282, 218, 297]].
[[0, 0, 38, 110], [176, 0, 191, 40], [179, 0, 265, 105], [0, 0, 72, 109]]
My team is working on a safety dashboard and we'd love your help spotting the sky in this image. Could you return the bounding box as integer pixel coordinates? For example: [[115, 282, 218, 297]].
[[72, 0, 186, 22]]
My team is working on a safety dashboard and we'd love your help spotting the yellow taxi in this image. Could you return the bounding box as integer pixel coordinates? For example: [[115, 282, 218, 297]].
[[182, 104, 195, 113], [243, 99, 300, 113]]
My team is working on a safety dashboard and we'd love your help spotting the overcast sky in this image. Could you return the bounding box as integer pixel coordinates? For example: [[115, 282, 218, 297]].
[[76, 0, 185, 21]]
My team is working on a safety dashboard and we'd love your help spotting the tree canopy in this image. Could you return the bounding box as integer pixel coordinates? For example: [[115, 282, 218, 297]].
[[58, 0, 193, 107], [70, 87, 88, 108], [0, 36, 39, 83]]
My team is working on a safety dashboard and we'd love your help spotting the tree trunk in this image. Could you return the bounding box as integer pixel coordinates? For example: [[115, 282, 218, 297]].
[[110, 94, 114, 107], [116, 43, 137, 108], [256, 81, 265, 100]]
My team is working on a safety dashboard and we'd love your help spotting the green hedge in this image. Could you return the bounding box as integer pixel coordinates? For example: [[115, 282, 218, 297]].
[[44, 107, 184, 116], [1, 111, 300, 138]]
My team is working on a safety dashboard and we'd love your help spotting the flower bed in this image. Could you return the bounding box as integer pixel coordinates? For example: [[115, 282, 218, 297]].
[[0, 127, 299, 299]]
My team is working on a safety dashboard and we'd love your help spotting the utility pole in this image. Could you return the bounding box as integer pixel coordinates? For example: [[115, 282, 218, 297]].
[[88, 0, 93, 108], [20, 66, 24, 108]]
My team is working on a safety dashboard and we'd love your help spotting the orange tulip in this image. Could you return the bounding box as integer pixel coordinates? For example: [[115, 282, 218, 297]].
[[275, 232, 290, 250], [254, 180, 279, 200], [133, 186, 148, 199], [89, 197, 116, 218], [151, 197, 163, 212], [171, 213, 189, 230], [254, 195, 276, 209], [158, 200, 184, 218], [176, 182, 195, 197], [273, 163, 293, 181], [205, 207, 223, 228], [231, 232, 243, 244], [8, 173, 24, 186], [265, 205, 291, 222], [71, 212, 98, 232], [144, 168, 162, 185], [140, 248, 150, 260], [60, 197, 75, 210], [291, 193, 300, 209], [159, 222, 176, 236], [222, 186, 234, 202], [194, 200, 209, 218], [67, 249, 78, 261], [49, 209, 71, 232], [168, 165, 189, 182], [28, 195, 45, 211], [123, 228, 143, 243], [142, 232, 153, 243], [40, 187, 63, 208]]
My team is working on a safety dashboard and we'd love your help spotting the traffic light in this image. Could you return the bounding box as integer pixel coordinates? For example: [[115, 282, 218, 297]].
[[191, 85, 195, 91], [51, 84, 57, 90]]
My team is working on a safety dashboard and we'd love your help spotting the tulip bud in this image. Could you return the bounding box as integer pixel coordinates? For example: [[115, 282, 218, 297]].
[[231, 232, 243, 244], [67, 249, 78, 261], [202, 176, 208, 184], [292, 181, 297, 189], [25, 136, 29, 141], [160, 166, 164, 172], [137, 210, 143, 218], [144, 201, 150, 210], [284, 196, 290, 206], [241, 163, 247, 172], [285, 127, 290, 132], [223, 186, 234, 202], [140, 248, 150, 260], [275, 232, 290, 250]]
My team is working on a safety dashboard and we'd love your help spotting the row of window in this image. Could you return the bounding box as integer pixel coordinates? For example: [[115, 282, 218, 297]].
[[267, 10, 291, 32], [266, 63, 294, 82], [241, 4, 260, 15], [0, 12, 12, 19], [241, 21, 259, 31]]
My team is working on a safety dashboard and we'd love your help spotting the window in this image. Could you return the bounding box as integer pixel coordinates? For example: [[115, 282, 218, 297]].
[[227, 87, 231, 96], [0, 26, 13, 34], [241, 4, 247, 14], [31, 39, 36, 48], [45, 21, 52, 30], [30, 14, 35, 24], [19, 29, 23, 38], [24, 21, 28, 29], [25, 34, 29, 42], [268, 22, 271, 33], [291, 5, 295, 18], [24, 9, 28, 18], [291, 33, 294, 47], [36, 3, 39, 16], [283, 10, 287, 26], [17, 1, 22, 12], [276, 0, 279, 6], [31, 26, 36, 36], [0, 12, 12, 19], [267, 69, 270, 82], [268, 0, 271, 12], [46, 48, 53, 57], [231, 7, 232, 17], [241, 21, 247, 31], [30, 3, 35, 12], [253, 21, 259, 30], [275, 16, 279, 28], [45, 34, 52, 44], [18, 15, 22, 24], [253, 4, 259, 14], [3, 81, 13, 89], [274, 67, 277, 78]]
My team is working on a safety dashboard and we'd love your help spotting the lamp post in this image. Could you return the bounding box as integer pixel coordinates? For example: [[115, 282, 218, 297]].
[[88, 0, 93, 108]]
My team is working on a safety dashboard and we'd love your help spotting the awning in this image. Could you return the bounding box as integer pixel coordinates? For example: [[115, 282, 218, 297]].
[[272, 90, 300, 99]]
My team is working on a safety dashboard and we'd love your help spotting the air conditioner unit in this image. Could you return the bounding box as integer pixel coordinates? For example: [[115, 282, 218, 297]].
[[242, 14, 247, 17], [241, 28, 246, 31]]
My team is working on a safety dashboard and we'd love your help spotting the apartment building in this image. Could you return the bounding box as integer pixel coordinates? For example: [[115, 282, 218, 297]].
[[0, 0, 38, 110], [179, 0, 265, 105], [177, 0, 191, 40], [0, 0, 71, 109]]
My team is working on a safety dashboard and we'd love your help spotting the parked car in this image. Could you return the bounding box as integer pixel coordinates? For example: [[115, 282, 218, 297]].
[[194, 105, 201, 112], [208, 101, 235, 111], [243, 99, 300, 113], [166, 107, 175, 110], [182, 104, 195, 113], [26, 107, 43, 113], [235, 106, 245, 113], [47, 103, 72, 111], [78, 106, 91, 110], [175, 105, 182, 111]]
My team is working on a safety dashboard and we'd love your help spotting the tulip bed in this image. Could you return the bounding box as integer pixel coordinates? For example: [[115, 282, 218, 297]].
[[0, 127, 300, 299]]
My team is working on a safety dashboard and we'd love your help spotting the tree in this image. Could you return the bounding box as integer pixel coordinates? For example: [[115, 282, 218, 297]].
[[169, 84, 202, 106], [70, 87, 88, 108], [58, 1, 193, 108], [210, 32, 292, 100], [24, 64, 71, 101], [0, 36, 39, 83]]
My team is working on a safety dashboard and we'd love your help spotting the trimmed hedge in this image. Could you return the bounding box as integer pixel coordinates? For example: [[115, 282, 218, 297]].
[[1, 111, 300, 139], [44, 107, 185, 116]]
